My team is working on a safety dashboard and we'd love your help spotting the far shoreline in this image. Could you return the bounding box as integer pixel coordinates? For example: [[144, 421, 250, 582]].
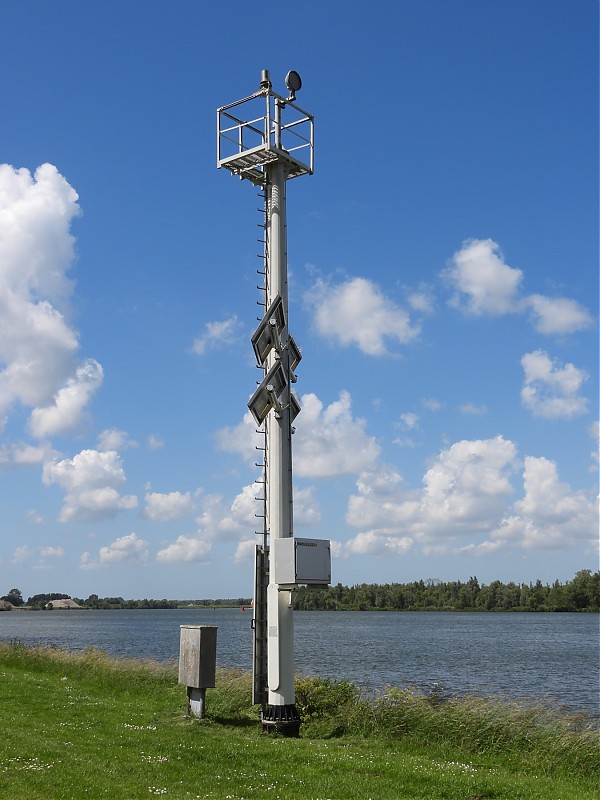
[[4, 605, 598, 613]]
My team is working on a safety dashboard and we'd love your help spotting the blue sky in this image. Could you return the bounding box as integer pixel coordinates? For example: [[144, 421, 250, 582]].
[[0, 0, 597, 601]]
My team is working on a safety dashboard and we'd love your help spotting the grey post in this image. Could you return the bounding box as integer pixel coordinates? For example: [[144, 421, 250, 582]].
[[178, 625, 217, 718]]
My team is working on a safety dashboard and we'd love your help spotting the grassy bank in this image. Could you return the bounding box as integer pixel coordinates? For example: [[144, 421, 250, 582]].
[[0, 643, 597, 800]]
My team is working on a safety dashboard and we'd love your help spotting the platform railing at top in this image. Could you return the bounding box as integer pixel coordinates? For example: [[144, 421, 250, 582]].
[[217, 90, 314, 176], [218, 110, 266, 158]]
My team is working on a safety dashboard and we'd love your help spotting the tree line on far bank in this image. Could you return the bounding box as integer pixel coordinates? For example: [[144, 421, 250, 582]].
[[293, 570, 599, 612], [0, 590, 251, 610], [2, 569, 598, 612]]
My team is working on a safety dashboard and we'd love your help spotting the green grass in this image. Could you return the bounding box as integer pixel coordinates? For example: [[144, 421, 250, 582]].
[[0, 642, 597, 800]]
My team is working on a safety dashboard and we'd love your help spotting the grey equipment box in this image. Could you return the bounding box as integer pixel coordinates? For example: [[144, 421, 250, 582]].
[[178, 625, 217, 689], [272, 537, 331, 588]]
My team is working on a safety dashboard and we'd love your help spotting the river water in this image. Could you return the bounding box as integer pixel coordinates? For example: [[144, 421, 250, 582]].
[[1, 608, 597, 716]]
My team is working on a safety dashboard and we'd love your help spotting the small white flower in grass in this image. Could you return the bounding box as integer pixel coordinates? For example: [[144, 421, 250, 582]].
[[142, 755, 168, 764], [124, 723, 157, 731], [8, 757, 55, 771]]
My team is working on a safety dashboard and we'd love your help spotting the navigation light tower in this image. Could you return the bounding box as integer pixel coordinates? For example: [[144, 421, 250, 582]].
[[217, 70, 331, 736]]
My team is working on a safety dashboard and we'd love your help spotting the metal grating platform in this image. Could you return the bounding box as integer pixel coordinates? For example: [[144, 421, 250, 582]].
[[219, 144, 312, 186]]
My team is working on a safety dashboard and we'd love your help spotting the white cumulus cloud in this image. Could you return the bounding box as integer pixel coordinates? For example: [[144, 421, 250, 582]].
[[346, 531, 413, 556], [407, 286, 435, 314], [43, 448, 138, 522], [422, 397, 443, 412], [216, 483, 262, 537], [293, 486, 321, 527], [191, 315, 242, 355], [29, 359, 103, 438], [0, 164, 104, 437], [346, 437, 517, 555], [0, 441, 53, 471], [142, 490, 197, 521], [214, 410, 256, 466], [346, 465, 413, 532], [525, 294, 593, 335], [35, 545, 65, 569], [156, 535, 211, 564], [460, 402, 488, 416], [233, 538, 257, 564], [97, 429, 138, 452], [215, 391, 380, 480], [344, 437, 597, 558], [39, 546, 64, 559], [305, 276, 419, 356], [81, 532, 149, 569], [393, 412, 420, 447], [294, 391, 381, 478], [444, 239, 523, 316], [416, 436, 517, 537], [399, 412, 419, 430], [520, 350, 588, 419], [12, 545, 33, 564], [27, 509, 45, 524], [488, 456, 598, 551], [443, 239, 592, 335]]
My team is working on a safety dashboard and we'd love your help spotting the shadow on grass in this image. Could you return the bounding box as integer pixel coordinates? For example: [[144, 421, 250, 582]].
[[206, 715, 257, 728]]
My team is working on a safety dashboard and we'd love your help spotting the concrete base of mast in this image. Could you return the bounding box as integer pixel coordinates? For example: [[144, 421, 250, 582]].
[[261, 703, 301, 737]]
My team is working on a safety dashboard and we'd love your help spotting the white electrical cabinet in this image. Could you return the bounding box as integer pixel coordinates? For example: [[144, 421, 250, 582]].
[[272, 537, 331, 588]]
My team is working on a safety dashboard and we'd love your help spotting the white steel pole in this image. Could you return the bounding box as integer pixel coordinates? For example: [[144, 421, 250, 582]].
[[217, 73, 315, 736], [264, 154, 298, 726]]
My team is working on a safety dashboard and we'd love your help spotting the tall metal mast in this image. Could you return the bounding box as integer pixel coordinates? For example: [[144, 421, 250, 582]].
[[217, 70, 329, 736]]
